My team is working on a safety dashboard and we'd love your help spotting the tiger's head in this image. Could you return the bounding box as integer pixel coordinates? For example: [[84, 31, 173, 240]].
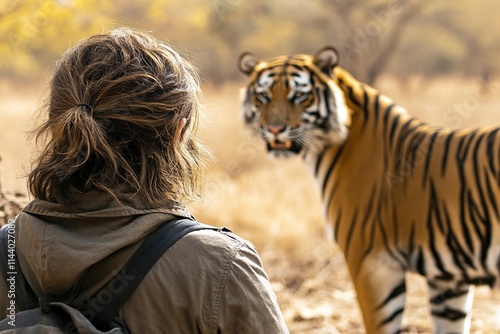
[[238, 47, 350, 157]]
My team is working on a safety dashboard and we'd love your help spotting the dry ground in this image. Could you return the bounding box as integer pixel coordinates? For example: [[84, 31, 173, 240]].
[[1, 76, 500, 333]]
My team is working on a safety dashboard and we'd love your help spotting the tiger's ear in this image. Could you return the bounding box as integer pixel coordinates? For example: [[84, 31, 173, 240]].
[[313, 46, 339, 76], [238, 52, 261, 76]]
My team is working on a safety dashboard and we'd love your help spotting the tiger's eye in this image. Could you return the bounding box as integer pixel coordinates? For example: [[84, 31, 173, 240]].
[[293, 91, 310, 103]]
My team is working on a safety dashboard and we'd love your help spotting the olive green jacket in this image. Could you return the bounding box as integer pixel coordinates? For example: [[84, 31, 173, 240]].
[[0, 191, 289, 333]]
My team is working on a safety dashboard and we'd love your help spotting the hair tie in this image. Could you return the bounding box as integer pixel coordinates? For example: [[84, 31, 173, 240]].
[[76, 103, 94, 116]]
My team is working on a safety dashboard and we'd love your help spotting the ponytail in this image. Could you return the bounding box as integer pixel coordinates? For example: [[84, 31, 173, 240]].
[[29, 103, 126, 204]]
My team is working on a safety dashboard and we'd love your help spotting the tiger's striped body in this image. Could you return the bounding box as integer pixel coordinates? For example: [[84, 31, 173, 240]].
[[238, 47, 500, 334]]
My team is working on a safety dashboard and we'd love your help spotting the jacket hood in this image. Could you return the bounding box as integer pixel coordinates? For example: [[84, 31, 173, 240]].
[[16, 190, 193, 297]]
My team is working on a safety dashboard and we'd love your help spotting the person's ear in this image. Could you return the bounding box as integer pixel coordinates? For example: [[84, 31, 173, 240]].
[[175, 118, 187, 142]]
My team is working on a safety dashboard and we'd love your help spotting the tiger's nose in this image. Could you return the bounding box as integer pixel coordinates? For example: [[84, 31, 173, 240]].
[[265, 125, 286, 135]]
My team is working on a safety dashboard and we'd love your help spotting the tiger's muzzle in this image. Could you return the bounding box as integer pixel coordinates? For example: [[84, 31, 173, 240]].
[[261, 124, 302, 156]]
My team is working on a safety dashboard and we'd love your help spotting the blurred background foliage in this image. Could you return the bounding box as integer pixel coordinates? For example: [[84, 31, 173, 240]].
[[1, 0, 499, 85]]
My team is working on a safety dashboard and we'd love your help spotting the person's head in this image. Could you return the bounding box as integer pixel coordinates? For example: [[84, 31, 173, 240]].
[[29, 27, 209, 207]]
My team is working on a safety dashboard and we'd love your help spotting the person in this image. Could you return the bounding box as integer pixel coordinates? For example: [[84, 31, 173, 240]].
[[0, 27, 289, 333]]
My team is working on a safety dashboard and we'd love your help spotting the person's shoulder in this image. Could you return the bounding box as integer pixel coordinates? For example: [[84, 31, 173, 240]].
[[179, 227, 254, 255], [151, 227, 259, 282]]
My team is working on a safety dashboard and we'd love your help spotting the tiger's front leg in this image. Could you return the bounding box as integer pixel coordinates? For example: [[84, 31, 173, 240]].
[[349, 253, 407, 334], [428, 282, 475, 334]]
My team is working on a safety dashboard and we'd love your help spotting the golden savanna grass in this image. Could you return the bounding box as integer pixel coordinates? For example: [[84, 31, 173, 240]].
[[1, 77, 500, 333]]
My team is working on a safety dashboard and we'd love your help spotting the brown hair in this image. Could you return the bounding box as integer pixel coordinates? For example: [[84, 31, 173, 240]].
[[29, 27, 210, 207]]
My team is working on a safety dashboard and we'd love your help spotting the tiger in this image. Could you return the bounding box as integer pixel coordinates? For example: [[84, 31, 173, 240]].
[[237, 46, 500, 334]]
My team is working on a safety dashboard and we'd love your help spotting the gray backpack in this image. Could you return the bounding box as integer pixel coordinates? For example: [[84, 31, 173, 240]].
[[0, 218, 223, 333]]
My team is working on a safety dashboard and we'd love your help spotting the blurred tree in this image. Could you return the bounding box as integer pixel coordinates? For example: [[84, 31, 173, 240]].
[[319, 0, 432, 84], [0, 0, 112, 77], [389, 0, 500, 82], [1, 0, 499, 84]]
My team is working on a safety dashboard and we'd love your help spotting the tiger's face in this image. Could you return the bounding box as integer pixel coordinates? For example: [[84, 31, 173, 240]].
[[238, 47, 349, 157]]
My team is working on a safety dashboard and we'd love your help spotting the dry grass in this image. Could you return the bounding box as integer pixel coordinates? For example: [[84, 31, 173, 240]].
[[1, 76, 500, 333]]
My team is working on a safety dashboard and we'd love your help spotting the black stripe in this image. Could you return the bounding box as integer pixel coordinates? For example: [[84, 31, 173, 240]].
[[333, 208, 342, 243], [264, 64, 288, 71], [407, 131, 427, 173], [392, 205, 402, 262], [468, 192, 485, 242], [486, 128, 500, 175], [322, 146, 345, 196], [441, 131, 456, 176], [309, 72, 316, 92], [427, 180, 454, 280], [388, 114, 400, 147], [456, 132, 478, 253], [458, 188, 474, 254], [353, 183, 379, 274], [290, 63, 303, 71], [360, 184, 378, 246], [397, 119, 417, 141], [347, 86, 361, 107], [471, 134, 492, 272], [422, 131, 439, 187], [442, 203, 474, 269], [446, 223, 472, 274], [467, 194, 491, 273], [375, 281, 406, 310], [430, 288, 469, 305], [377, 307, 404, 328], [394, 119, 418, 174], [378, 217, 407, 270], [362, 87, 369, 121], [416, 247, 426, 276], [344, 210, 359, 260], [431, 307, 467, 321], [382, 104, 396, 140], [430, 181, 445, 233], [457, 130, 478, 163], [485, 168, 500, 220], [322, 89, 332, 129], [314, 150, 326, 177], [408, 223, 415, 261], [370, 185, 406, 269], [325, 180, 341, 217], [471, 132, 486, 171], [456, 132, 475, 253], [374, 94, 380, 125]]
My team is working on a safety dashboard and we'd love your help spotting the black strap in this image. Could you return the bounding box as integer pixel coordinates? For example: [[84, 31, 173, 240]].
[[0, 217, 225, 324], [83, 218, 222, 320], [0, 221, 38, 311]]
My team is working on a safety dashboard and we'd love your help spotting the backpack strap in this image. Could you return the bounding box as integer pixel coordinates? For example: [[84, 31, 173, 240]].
[[0, 219, 38, 311], [0, 216, 226, 331], [82, 218, 223, 325]]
